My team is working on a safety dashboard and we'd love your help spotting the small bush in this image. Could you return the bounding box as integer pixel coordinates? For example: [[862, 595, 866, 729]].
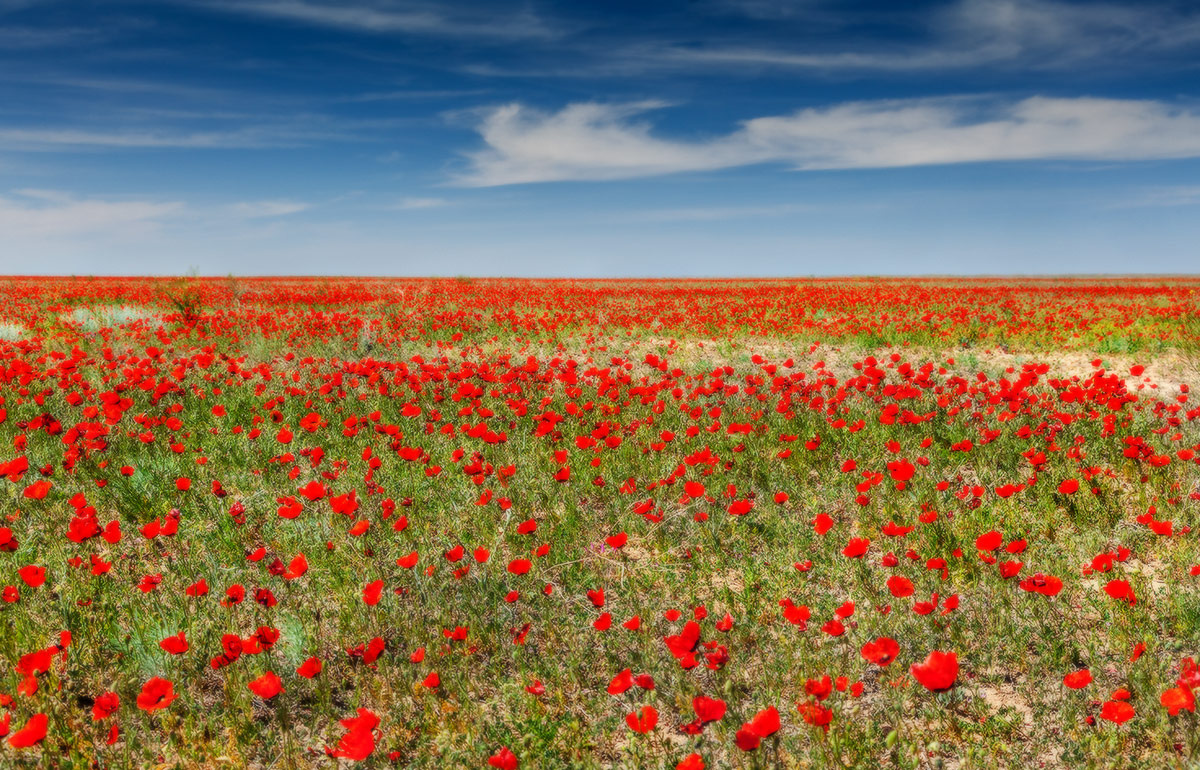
[[160, 273, 205, 324]]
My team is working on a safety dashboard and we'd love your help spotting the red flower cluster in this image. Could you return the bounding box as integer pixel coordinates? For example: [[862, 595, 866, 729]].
[[0, 277, 1196, 766]]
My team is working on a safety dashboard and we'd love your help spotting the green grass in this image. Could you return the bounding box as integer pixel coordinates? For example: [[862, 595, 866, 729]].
[[0, 278, 1198, 768]]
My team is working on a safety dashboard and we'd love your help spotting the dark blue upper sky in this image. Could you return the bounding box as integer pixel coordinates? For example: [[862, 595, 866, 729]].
[[2, 0, 1199, 275]]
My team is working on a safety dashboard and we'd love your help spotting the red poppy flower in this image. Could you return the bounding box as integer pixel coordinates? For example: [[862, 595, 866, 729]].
[[362, 579, 384, 606], [297, 657, 323, 678], [7, 712, 47, 748], [861, 636, 900, 666], [746, 706, 780, 737], [283, 554, 308, 579], [605, 532, 627, 549], [798, 700, 833, 730], [911, 650, 958, 691], [886, 575, 914, 597], [488, 746, 519, 769], [734, 725, 762, 751], [607, 668, 633, 695], [975, 531, 1003, 551], [1063, 669, 1092, 689], [1019, 573, 1063, 596], [1161, 686, 1196, 716], [326, 708, 378, 761], [842, 538, 870, 558], [1103, 579, 1136, 606], [136, 677, 177, 712], [92, 691, 119, 721], [298, 480, 326, 500], [159, 632, 189, 655], [693, 695, 726, 722], [625, 705, 657, 734], [23, 480, 51, 499], [17, 566, 46, 588], [248, 671, 283, 699], [1099, 700, 1135, 725]]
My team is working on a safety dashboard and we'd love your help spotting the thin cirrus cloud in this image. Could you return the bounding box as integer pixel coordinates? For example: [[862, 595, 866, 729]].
[[0, 191, 312, 246], [437, 0, 1200, 80], [187, 0, 559, 40], [391, 197, 449, 209], [661, 0, 1200, 72], [227, 200, 311, 218], [455, 96, 1200, 186], [0, 190, 184, 239], [0, 26, 102, 49], [0, 117, 366, 150], [0, 127, 292, 150], [618, 203, 817, 223], [1111, 186, 1200, 208]]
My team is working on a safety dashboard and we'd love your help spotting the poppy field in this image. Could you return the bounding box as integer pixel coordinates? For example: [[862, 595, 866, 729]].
[[1, 275, 1199, 769]]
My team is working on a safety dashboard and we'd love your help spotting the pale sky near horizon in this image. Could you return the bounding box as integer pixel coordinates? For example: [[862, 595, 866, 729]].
[[2, 0, 1199, 276]]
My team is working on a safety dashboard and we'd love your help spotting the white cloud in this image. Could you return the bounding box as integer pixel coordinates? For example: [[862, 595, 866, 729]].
[[392, 197, 449, 209], [0, 0, 45, 12], [341, 88, 492, 103], [654, 47, 983, 72], [0, 192, 318, 259], [642, 0, 1200, 73], [190, 1, 557, 40], [0, 115, 372, 150], [459, 100, 752, 185], [702, 0, 824, 20], [227, 200, 311, 218], [620, 203, 816, 222], [1112, 186, 1200, 208], [0, 191, 184, 240], [457, 96, 1200, 186], [11, 188, 74, 203], [0, 127, 293, 150], [209, 0, 438, 31], [0, 26, 100, 48]]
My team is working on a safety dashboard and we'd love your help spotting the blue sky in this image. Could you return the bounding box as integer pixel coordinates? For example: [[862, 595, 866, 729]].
[[2, 0, 1199, 276]]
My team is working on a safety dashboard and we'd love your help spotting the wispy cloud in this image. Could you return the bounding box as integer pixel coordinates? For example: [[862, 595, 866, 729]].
[[391, 196, 449, 209], [0, 120, 359, 150], [620, 203, 816, 222], [5, 75, 242, 100], [0, 127, 272, 150], [0, 190, 184, 239], [0, 0, 48, 12], [1111, 186, 1200, 208], [0, 26, 102, 48], [228, 200, 311, 218], [0, 190, 332, 268], [937, 0, 1200, 62], [457, 96, 1200, 186], [339, 88, 492, 103], [11, 188, 74, 202], [187, 0, 559, 40], [458, 100, 723, 185], [700, 0, 828, 21], [526, 0, 1200, 76]]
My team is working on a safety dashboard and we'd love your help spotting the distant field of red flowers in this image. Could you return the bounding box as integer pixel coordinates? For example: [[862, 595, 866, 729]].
[[0, 276, 1198, 769]]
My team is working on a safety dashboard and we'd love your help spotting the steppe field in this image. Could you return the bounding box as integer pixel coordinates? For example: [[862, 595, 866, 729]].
[[1, 275, 1199, 770]]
